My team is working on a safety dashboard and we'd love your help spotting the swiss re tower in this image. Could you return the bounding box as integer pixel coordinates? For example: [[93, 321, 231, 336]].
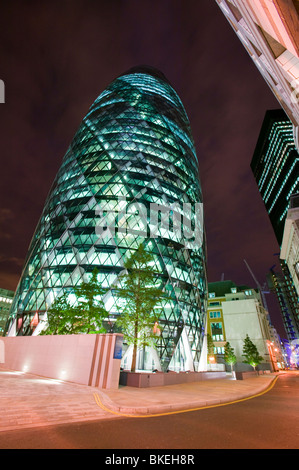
[[5, 67, 207, 372]]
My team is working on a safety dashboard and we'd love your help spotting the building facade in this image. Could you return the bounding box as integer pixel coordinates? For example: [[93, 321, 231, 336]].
[[250, 109, 299, 343], [5, 66, 207, 372], [281, 193, 299, 298], [0, 288, 14, 336], [267, 264, 299, 342], [217, 0, 299, 345], [216, 0, 299, 150], [207, 281, 284, 371]]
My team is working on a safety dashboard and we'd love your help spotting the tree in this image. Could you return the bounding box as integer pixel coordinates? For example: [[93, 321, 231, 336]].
[[43, 293, 75, 335], [242, 334, 263, 371], [207, 333, 216, 364], [116, 244, 165, 372], [43, 268, 108, 335], [73, 268, 108, 334], [224, 342, 237, 372]]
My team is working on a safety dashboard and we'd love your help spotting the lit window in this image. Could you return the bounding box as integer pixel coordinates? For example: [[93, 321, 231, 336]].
[[211, 322, 223, 341], [209, 311, 221, 318]]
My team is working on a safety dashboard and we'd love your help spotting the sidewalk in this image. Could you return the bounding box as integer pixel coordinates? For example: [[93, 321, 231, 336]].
[[0, 368, 279, 432]]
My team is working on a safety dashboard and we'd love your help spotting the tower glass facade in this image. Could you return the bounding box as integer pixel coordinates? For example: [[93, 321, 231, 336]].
[[5, 67, 207, 372], [0, 288, 14, 336]]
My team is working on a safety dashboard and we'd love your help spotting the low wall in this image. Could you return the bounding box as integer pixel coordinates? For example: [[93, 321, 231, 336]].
[[233, 361, 273, 373], [207, 363, 226, 372], [120, 370, 227, 387], [235, 370, 271, 380], [0, 333, 123, 390]]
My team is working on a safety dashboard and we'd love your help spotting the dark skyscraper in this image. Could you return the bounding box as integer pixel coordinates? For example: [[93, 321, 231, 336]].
[[251, 109, 299, 343], [5, 66, 207, 372], [251, 109, 299, 246], [267, 264, 299, 342]]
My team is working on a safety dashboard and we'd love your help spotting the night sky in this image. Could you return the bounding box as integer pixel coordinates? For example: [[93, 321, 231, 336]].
[[0, 1, 286, 336]]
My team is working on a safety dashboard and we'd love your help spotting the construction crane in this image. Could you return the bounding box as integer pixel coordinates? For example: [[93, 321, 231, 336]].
[[243, 259, 270, 313]]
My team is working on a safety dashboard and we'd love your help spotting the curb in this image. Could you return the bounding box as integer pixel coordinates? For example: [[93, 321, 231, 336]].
[[95, 375, 279, 417]]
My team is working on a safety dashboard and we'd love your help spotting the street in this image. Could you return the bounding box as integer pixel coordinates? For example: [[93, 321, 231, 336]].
[[0, 371, 298, 450]]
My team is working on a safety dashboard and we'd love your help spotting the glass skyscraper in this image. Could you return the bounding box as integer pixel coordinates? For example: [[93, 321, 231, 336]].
[[0, 288, 14, 336], [5, 66, 207, 372]]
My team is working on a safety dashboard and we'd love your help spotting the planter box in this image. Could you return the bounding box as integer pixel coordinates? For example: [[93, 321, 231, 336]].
[[120, 370, 227, 387], [235, 371, 259, 380]]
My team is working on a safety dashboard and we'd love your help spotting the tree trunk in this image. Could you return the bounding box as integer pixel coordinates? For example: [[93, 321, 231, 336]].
[[131, 317, 139, 372], [131, 343, 137, 372]]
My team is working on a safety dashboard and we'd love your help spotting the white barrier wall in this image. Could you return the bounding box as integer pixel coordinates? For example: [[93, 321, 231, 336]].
[[0, 333, 123, 390]]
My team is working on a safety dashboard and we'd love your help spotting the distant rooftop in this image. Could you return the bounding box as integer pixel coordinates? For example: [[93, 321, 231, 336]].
[[208, 280, 256, 297]]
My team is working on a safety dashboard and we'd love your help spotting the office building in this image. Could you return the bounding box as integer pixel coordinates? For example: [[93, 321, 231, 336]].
[[207, 280, 284, 371], [281, 193, 299, 297], [217, 1, 299, 344], [251, 109, 299, 342], [5, 66, 207, 372], [251, 109, 299, 245], [216, 0, 299, 150], [267, 265, 299, 342]]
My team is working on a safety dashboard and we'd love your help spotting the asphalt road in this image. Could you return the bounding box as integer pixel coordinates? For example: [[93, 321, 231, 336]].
[[0, 371, 298, 450]]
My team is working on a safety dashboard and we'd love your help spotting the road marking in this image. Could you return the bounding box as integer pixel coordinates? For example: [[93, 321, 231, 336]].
[[93, 375, 279, 418]]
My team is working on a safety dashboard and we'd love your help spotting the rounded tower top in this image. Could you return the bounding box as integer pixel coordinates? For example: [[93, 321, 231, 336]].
[[117, 65, 172, 85]]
